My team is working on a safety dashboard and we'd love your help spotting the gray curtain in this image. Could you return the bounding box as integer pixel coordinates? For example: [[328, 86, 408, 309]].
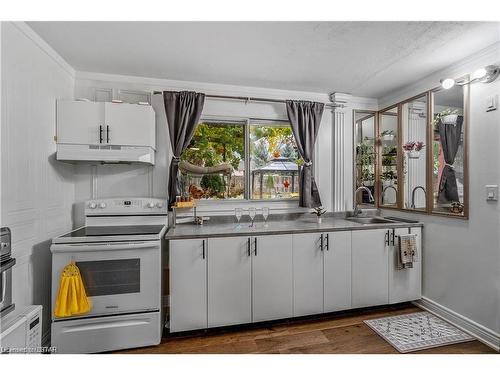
[[286, 100, 324, 208], [437, 115, 463, 203], [164, 91, 205, 210]]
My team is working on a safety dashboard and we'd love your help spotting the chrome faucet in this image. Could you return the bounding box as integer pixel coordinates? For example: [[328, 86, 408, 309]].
[[382, 185, 397, 205], [411, 185, 426, 209], [353, 186, 374, 216]]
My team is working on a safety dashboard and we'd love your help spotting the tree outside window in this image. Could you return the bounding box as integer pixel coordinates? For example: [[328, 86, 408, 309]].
[[180, 120, 301, 200]]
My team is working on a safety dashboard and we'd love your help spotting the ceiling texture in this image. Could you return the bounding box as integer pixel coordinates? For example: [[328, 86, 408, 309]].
[[28, 21, 500, 98]]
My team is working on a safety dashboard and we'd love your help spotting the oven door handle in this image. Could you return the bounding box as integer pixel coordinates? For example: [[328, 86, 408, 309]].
[[1, 258, 15, 304], [0, 257, 15, 273], [51, 242, 157, 253]]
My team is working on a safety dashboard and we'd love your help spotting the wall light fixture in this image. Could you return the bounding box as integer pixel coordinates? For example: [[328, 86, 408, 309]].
[[441, 65, 500, 89]]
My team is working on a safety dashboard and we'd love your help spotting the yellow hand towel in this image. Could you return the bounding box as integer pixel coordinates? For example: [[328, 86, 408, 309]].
[[54, 262, 92, 318]]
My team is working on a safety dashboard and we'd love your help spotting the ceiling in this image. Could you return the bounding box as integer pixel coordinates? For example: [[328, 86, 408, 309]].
[[28, 21, 500, 98]]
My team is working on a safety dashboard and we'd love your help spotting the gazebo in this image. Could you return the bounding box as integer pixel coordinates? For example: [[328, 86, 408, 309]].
[[251, 157, 299, 199]]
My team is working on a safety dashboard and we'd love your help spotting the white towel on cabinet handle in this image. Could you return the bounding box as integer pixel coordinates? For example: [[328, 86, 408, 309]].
[[396, 233, 418, 270]]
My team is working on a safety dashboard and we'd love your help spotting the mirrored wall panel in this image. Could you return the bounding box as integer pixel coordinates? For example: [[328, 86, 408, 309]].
[[379, 107, 399, 207], [401, 95, 428, 211], [432, 85, 467, 216], [354, 111, 377, 206]]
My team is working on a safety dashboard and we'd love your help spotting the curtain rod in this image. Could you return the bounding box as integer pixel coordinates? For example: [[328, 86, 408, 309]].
[[152, 91, 345, 108]]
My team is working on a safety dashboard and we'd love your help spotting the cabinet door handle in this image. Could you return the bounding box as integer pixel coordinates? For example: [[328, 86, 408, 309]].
[[320, 234, 324, 251], [254, 237, 257, 256], [202, 239, 206, 259], [391, 229, 395, 246], [99, 125, 103, 143], [385, 230, 389, 245], [326, 234, 329, 251], [106, 125, 110, 143], [247, 237, 251, 257]]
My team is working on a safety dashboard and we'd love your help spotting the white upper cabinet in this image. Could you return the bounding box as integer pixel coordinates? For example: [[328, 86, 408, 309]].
[[56, 100, 155, 149], [57, 101, 104, 145], [389, 227, 422, 303], [351, 229, 389, 308], [104, 102, 155, 148]]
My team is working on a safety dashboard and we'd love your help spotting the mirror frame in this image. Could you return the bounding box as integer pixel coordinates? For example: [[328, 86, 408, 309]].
[[352, 110, 379, 208], [353, 80, 469, 219], [397, 92, 430, 213], [428, 82, 469, 218], [377, 105, 401, 209]]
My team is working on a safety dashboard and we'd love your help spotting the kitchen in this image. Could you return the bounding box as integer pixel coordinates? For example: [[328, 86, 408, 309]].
[[1, 4, 499, 374]]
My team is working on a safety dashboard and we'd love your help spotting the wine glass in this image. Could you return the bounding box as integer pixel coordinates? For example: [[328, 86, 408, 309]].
[[256, 208, 263, 227], [262, 207, 269, 227], [248, 207, 256, 227], [235, 208, 242, 229]]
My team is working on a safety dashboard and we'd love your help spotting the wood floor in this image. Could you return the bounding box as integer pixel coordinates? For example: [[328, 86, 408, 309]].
[[117, 305, 496, 354]]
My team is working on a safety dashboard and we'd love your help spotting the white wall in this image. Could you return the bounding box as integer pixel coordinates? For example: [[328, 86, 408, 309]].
[[379, 42, 500, 342], [72, 72, 377, 221], [0, 22, 75, 341]]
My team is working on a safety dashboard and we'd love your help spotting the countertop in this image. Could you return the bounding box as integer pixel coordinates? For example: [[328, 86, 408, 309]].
[[165, 214, 423, 240]]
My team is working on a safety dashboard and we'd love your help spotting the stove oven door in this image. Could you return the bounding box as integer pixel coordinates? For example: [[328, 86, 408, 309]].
[[51, 241, 161, 319]]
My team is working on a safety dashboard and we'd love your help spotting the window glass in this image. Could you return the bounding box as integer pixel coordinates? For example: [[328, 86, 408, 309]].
[[180, 122, 245, 199], [249, 122, 300, 200]]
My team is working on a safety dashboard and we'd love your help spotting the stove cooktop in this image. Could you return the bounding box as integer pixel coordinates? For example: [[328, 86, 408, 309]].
[[61, 225, 166, 238]]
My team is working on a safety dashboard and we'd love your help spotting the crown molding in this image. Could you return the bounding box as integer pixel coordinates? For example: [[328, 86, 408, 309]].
[[75, 71, 333, 103]]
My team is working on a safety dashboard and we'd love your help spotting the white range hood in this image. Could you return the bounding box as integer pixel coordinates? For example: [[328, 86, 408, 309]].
[[55, 100, 157, 165], [56, 144, 155, 164]]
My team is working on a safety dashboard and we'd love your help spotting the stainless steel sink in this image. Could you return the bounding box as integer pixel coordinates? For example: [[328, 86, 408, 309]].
[[346, 217, 396, 224]]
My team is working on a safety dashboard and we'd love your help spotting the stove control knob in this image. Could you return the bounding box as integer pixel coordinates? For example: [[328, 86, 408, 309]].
[[99, 202, 107, 209], [88, 202, 97, 209], [156, 202, 163, 208], [147, 202, 155, 208]]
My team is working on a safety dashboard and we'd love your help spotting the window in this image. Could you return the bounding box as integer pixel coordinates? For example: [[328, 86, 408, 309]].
[[180, 120, 300, 201], [249, 121, 301, 200], [180, 121, 245, 199]]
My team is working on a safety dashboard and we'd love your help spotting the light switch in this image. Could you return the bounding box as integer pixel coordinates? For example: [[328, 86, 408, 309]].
[[486, 185, 498, 201], [486, 95, 497, 112]]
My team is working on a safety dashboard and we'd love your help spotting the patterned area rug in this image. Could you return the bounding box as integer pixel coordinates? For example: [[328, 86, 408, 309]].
[[364, 311, 474, 353]]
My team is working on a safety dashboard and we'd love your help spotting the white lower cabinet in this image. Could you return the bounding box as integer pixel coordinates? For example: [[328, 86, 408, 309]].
[[252, 234, 293, 322], [292, 231, 352, 316], [324, 231, 352, 312], [352, 229, 389, 308], [169, 226, 421, 332], [292, 233, 324, 316], [208, 236, 252, 328], [169, 238, 207, 333], [389, 227, 422, 303]]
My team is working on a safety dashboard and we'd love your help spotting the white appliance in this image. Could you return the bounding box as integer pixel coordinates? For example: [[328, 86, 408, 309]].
[[50, 198, 168, 354], [0, 305, 43, 354], [56, 100, 156, 164], [1, 227, 15, 317]]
